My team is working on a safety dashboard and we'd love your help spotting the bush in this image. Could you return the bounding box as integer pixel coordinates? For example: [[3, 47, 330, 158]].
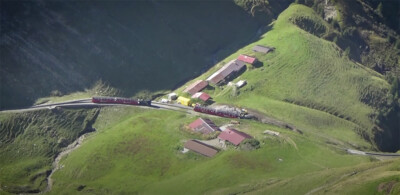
[[240, 139, 260, 150], [395, 39, 400, 49], [50, 90, 63, 97]]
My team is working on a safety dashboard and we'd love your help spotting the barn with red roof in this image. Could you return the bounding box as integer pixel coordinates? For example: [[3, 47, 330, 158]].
[[183, 80, 208, 95], [237, 54, 257, 64], [188, 118, 220, 134], [218, 128, 252, 146], [184, 140, 219, 157], [207, 59, 245, 85], [191, 92, 211, 102]]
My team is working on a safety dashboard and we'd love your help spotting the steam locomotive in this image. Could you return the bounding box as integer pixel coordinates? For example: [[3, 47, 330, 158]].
[[194, 105, 251, 119]]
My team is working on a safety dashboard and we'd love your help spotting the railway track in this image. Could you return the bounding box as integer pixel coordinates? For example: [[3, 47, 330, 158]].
[[1, 99, 399, 158]]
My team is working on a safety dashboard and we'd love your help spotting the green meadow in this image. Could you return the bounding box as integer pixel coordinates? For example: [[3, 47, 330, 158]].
[[47, 107, 399, 194], [178, 4, 389, 151], [1, 3, 399, 195]]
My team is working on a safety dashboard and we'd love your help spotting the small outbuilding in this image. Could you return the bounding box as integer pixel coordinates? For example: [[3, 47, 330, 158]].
[[188, 118, 220, 134], [184, 140, 219, 157], [183, 80, 208, 95], [191, 92, 211, 102], [218, 128, 252, 146], [237, 54, 257, 64], [253, 45, 274, 54], [236, 80, 247, 88], [177, 96, 191, 106], [167, 93, 178, 100]]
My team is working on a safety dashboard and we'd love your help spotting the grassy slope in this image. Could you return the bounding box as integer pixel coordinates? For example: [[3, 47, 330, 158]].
[[2, 3, 398, 195], [49, 106, 399, 194], [176, 4, 389, 150], [0, 109, 98, 193]]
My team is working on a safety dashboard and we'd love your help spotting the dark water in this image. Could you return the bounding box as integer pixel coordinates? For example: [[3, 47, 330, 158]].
[[0, 0, 272, 109]]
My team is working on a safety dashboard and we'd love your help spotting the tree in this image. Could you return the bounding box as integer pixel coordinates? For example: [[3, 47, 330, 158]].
[[376, 2, 383, 16], [344, 46, 351, 58]]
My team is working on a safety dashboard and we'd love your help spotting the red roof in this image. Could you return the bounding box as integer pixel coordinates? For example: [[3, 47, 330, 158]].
[[183, 80, 208, 95], [188, 118, 220, 134], [237, 54, 257, 64], [191, 92, 211, 101], [218, 128, 252, 145], [207, 60, 246, 84], [184, 140, 219, 157]]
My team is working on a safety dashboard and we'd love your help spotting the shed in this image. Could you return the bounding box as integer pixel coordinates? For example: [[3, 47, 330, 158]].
[[167, 93, 177, 100], [207, 60, 246, 85], [253, 45, 274, 54], [218, 128, 252, 146], [177, 96, 191, 106], [184, 140, 219, 157], [188, 118, 220, 134], [237, 54, 257, 64], [191, 92, 211, 102], [183, 80, 208, 95], [236, 80, 247, 88]]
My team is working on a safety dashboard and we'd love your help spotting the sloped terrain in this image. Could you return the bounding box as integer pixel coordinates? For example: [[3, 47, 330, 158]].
[[48, 106, 389, 195], [1, 1, 399, 195], [178, 4, 396, 152], [0, 108, 98, 193]]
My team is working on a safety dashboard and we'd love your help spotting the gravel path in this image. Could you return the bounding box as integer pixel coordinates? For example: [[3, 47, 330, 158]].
[[43, 133, 89, 193]]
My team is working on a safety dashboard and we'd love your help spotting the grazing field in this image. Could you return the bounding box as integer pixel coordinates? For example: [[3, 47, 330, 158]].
[[177, 4, 390, 151], [47, 107, 398, 194], [1, 2, 399, 195]]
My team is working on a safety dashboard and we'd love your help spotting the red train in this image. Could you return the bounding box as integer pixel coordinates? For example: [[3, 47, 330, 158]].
[[194, 105, 241, 118], [92, 97, 151, 106]]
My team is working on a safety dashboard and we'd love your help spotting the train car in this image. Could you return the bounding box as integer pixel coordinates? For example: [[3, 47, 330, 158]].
[[92, 97, 140, 105], [194, 105, 240, 118]]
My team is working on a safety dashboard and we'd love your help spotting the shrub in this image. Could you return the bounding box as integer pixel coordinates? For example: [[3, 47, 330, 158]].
[[240, 139, 260, 150]]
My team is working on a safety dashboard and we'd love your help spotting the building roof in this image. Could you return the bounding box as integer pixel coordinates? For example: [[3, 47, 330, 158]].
[[191, 92, 211, 101], [237, 54, 257, 64], [252, 45, 274, 53], [188, 118, 220, 134], [183, 80, 208, 95], [207, 60, 246, 84], [218, 128, 252, 146], [184, 140, 219, 157]]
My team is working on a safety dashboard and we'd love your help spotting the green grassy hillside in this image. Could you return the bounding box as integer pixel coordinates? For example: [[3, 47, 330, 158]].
[[45, 106, 398, 194], [1, 2, 399, 195], [0, 109, 98, 193], [39, 108, 399, 194], [177, 4, 392, 151]]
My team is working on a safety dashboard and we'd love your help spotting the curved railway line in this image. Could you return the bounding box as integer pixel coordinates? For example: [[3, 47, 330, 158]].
[[1, 97, 399, 194], [1, 97, 399, 158]]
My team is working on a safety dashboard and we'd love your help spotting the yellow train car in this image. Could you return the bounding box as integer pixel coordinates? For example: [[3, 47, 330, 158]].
[[177, 96, 191, 106]]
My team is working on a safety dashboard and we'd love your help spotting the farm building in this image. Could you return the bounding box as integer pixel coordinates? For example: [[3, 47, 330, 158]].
[[183, 80, 208, 95], [218, 128, 252, 146], [252, 45, 274, 54], [237, 54, 257, 64], [191, 92, 211, 102], [184, 140, 219, 157], [207, 59, 246, 85], [177, 96, 191, 106], [188, 118, 220, 134]]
